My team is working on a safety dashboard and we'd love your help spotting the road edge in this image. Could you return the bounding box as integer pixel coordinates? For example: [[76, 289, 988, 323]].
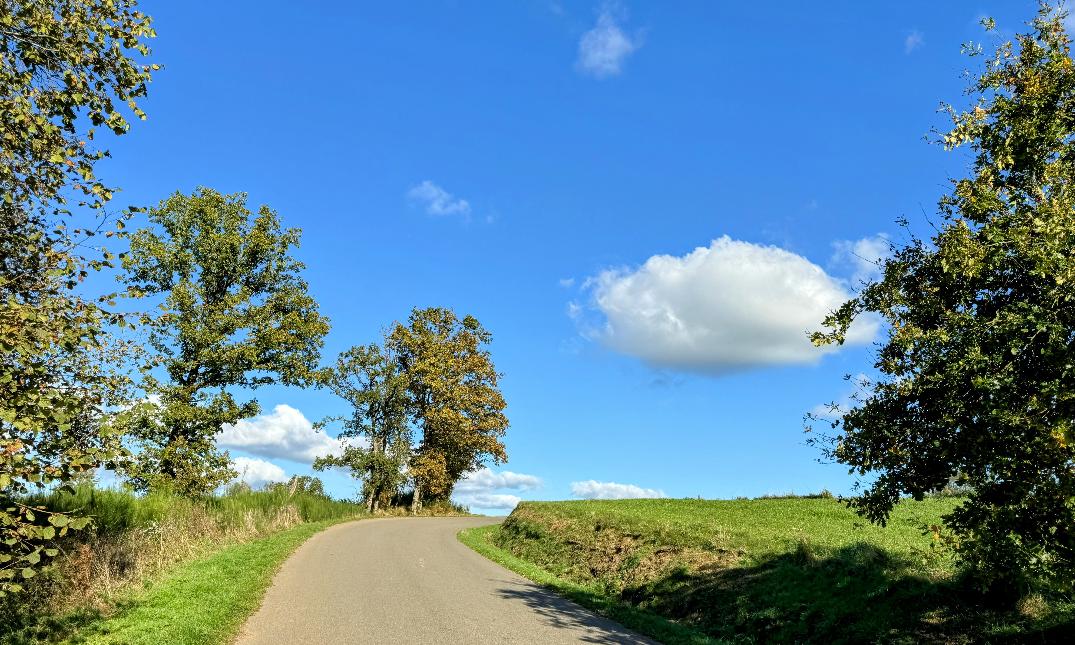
[[46, 517, 363, 645]]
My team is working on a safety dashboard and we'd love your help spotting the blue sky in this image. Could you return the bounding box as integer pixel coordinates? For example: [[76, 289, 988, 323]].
[[98, 1, 1059, 512]]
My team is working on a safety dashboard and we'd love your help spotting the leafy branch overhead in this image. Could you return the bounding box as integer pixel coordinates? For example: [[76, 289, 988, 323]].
[[812, 7, 1075, 590], [1, 0, 156, 595]]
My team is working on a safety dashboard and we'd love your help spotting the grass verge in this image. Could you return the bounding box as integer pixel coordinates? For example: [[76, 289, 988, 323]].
[[7, 518, 353, 645], [458, 523, 715, 645], [464, 498, 1075, 643]]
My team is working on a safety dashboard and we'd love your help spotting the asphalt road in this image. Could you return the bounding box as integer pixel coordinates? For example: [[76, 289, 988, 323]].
[[235, 516, 656, 644]]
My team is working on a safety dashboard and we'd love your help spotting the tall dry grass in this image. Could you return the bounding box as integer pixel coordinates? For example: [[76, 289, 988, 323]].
[[3, 483, 363, 628]]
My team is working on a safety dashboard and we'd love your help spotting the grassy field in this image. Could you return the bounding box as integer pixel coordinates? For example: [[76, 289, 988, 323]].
[[0, 484, 365, 643], [463, 498, 1075, 643]]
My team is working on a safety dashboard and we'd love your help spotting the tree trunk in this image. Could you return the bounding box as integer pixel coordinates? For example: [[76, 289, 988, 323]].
[[411, 482, 422, 515], [365, 493, 375, 514]]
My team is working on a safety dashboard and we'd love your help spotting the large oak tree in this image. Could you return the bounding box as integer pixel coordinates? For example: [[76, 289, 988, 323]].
[[119, 188, 329, 496], [389, 307, 508, 513]]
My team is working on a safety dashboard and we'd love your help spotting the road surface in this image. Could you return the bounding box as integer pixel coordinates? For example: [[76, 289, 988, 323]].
[[236, 516, 655, 644]]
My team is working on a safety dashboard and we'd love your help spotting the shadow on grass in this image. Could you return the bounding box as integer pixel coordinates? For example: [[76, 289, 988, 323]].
[[600, 541, 1075, 644], [0, 602, 124, 645]]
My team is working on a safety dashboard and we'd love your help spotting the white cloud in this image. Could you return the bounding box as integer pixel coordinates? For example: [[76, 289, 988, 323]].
[[571, 480, 666, 499], [231, 457, 288, 488], [831, 234, 891, 287], [559, 277, 576, 288], [407, 180, 471, 216], [456, 468, 542, 493], [580, 236, 877, 374], [453, 468, 542, 511], [576, 3, 641, 78], [218, 404, 346, 464], [905, 30, 924, 54], [458, 493, 522, 510]]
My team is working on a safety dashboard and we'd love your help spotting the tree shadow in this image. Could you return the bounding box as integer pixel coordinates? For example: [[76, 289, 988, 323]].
[[605, 540, 1075, 644], [489, 576, 656, 644]]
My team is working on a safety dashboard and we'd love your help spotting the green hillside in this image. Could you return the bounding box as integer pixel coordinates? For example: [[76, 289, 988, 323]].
[[461, 498, 1075, 643]]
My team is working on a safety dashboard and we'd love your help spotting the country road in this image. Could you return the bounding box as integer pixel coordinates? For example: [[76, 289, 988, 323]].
[[235, 516, 656, 644]]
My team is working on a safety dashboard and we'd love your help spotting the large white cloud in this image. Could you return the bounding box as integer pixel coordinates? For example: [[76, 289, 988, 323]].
[[453, 468, 542, 511], [571, 480, 666, 500], [218, 404, 345, 464], [231, 456, 288, 488], [576, 3, 640, 78], [581, 236, 877, 373]]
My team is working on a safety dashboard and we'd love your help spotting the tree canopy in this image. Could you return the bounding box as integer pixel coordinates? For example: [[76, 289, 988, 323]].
[[389, 307, 508, 512], [0, 0, 156, 594], [118, 188, 330, 496], [313, 344, 412, 513], [812, 7, 1075, 589]]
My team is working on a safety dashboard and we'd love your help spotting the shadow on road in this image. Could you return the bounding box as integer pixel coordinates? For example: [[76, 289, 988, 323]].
[[491, 579, 653, 644]]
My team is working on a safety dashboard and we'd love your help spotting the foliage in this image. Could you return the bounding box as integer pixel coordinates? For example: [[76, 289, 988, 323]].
[[0, 0, 156, 595], [812, 7, 1075, 591], [474, 499, 1075, 642], [280, 475, 328, 498], [117, 188, 330, 496], [388, 307, 508, 511], [313, 344, 411, 512]]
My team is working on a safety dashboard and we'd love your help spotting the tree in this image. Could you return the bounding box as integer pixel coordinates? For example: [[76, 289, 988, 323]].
[[388, 308, 508, 513], [118, 188, 330, 496], [314, 344, 411, 512], [0, 0, 156, 594], [812, 7, 1075, 590]]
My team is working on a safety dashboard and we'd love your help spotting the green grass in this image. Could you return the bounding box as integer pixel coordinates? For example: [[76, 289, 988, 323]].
[[463, 498, 1075, 643], [6, 518, 353, 645], [1, 484, 365, 643]]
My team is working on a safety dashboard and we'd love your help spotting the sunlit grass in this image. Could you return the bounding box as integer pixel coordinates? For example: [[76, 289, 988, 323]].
[[467, 497, 1075, 643]]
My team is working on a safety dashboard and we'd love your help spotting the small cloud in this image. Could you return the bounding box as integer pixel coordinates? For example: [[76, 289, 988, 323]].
[[218, 404, 349, 464], [808, 373, 871, 423], [456, 468, 543, 493], [230, 456, 288, 488], [571, 480, 666, 499], [830, 234, 891, 287], [458, 493, 522, 510], [576, 3, 641, 78], [407, 180, 471, 216], [904, 30, 924, 54], [454, 468, 542, 511], [559, 277, 576, 288]]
